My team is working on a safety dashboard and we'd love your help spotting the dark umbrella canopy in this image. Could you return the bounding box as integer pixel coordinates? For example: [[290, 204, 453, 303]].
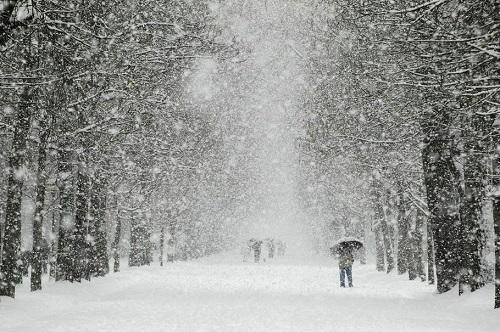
[[330, 237, 363, 253]]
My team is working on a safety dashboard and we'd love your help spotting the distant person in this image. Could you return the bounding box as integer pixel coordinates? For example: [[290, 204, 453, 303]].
[[268, 239, 275, 259], [242, 241, 252, 262], [166, 239, 176, 263], [261, 239, 269, 262], [337, 245, 354, 287], [252, 240, 262, 263]]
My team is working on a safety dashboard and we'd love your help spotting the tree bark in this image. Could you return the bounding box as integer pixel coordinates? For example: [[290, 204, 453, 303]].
[[0, 0, 19, 45], [160, 225, 165, 267], [129, 212, 151, 267], [372, 178, 394, 273], [91, 176, 109, 277], [87, 174, 108, 278], [397, 183, 410, 275], [492, 117, 500, 309], [459, 112, 492, 293], [145, 217, 152, 265], [112, 208, 122, 273], [381, 204, 395, 273], [359, 226, 367, 265], [493, 171, 500, 308], [129, 216, 140, 266], [407, 226, 417, 281], [413, 208, 426, 282], [426, 219, 435, 285], [73, 166, 89, 282], [375, 226, 385, 272], [0, 96, 32, 298], [49, 211, 57, 279], [55, 148, 74, 282], [421, 109, 462, 293], [31, 112, 52, 291]]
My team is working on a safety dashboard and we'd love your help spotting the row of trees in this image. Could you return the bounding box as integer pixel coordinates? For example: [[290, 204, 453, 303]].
[[298, 0, 499, 308], [1, 0, 498, 310], [0, 0, 239, 298]]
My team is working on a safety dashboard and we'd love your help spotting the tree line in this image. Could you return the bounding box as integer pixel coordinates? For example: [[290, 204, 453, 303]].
[[298, 0, 499, 308], [1, 0, 499, 311], [0, 0, 238, 298]]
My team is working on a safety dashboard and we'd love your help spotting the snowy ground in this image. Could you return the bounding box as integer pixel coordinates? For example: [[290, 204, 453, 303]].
[[1, 252, 498, 332]]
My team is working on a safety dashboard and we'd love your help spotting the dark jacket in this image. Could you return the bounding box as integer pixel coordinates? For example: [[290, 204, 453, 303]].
[[337, 246, 354, 268]]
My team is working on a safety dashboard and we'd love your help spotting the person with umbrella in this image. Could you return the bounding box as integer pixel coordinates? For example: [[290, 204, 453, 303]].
[[332, 237, 363, 288], [249, 238, 262, 263]]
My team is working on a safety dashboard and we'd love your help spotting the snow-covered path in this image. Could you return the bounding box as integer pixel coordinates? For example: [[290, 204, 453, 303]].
[[1, 253, 498, 332]]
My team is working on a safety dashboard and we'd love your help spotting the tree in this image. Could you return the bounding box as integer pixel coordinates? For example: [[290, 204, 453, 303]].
[[459, 112, 494, 293], [0, 93, 32, 297], [397, 181, 410, 275], [421, 106, 463, 293], [31, 110, 52, 291], [371, 176, 395, 273], [492, 116, 500, 309]]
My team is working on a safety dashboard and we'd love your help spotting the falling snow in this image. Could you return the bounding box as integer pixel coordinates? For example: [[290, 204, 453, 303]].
[[1, 0, 499, 331]]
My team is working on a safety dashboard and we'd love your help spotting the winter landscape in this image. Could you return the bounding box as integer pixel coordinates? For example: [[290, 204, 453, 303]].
[[1, 1, 499, 331]]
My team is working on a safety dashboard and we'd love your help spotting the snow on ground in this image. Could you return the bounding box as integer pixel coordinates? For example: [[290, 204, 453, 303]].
[[1, 252, 498, 332]]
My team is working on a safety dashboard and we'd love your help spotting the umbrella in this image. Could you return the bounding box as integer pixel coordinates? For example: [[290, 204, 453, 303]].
[[330, 237, 363, 253]]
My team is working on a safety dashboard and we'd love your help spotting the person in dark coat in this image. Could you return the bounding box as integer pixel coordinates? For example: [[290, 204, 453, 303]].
[[251, 240, 262, 263], [337, 245, 354, 287], [268, 239, 275, 259]]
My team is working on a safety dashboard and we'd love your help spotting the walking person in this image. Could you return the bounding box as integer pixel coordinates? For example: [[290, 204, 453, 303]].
[[251, 239, 262, 263], [332, 237, 362, 288], [268, 239, 275, 259], [261, 239, 269, 262], [166, 238, 176, 263], [337, 245, 354, 288]]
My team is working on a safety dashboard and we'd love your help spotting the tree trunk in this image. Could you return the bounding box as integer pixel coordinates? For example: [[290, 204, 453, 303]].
[[381, 205, 395, 273], [92, 176, 109, 277], [413, 208, 426, 282], [56, 149, 74, 282], [112, 209, 122, 273], [145, 217, 153, 265], [421, 109, 462, 293], [88, 174, 108, 278], [407, 226, 417, 280], [49, 211, 57, 279], [160, 225, 165, 267], [459, 112, 492, 293], [492, 117, 500, 309], [0, 98, 32, 298], [129, 216, 140, 266], [372, 178, 394, 273], [0, 0, 19, 45], [493, 175, 500, 308], [426, 219, 435, 285], [397, 183, 410, 275], [375, 226, 385, 272], [129, 212, 151, 267], [86, 179, 98, 279], [73, 166, 89, 282], [359, 226, 367, 265], [31, 112, 51, 291]]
